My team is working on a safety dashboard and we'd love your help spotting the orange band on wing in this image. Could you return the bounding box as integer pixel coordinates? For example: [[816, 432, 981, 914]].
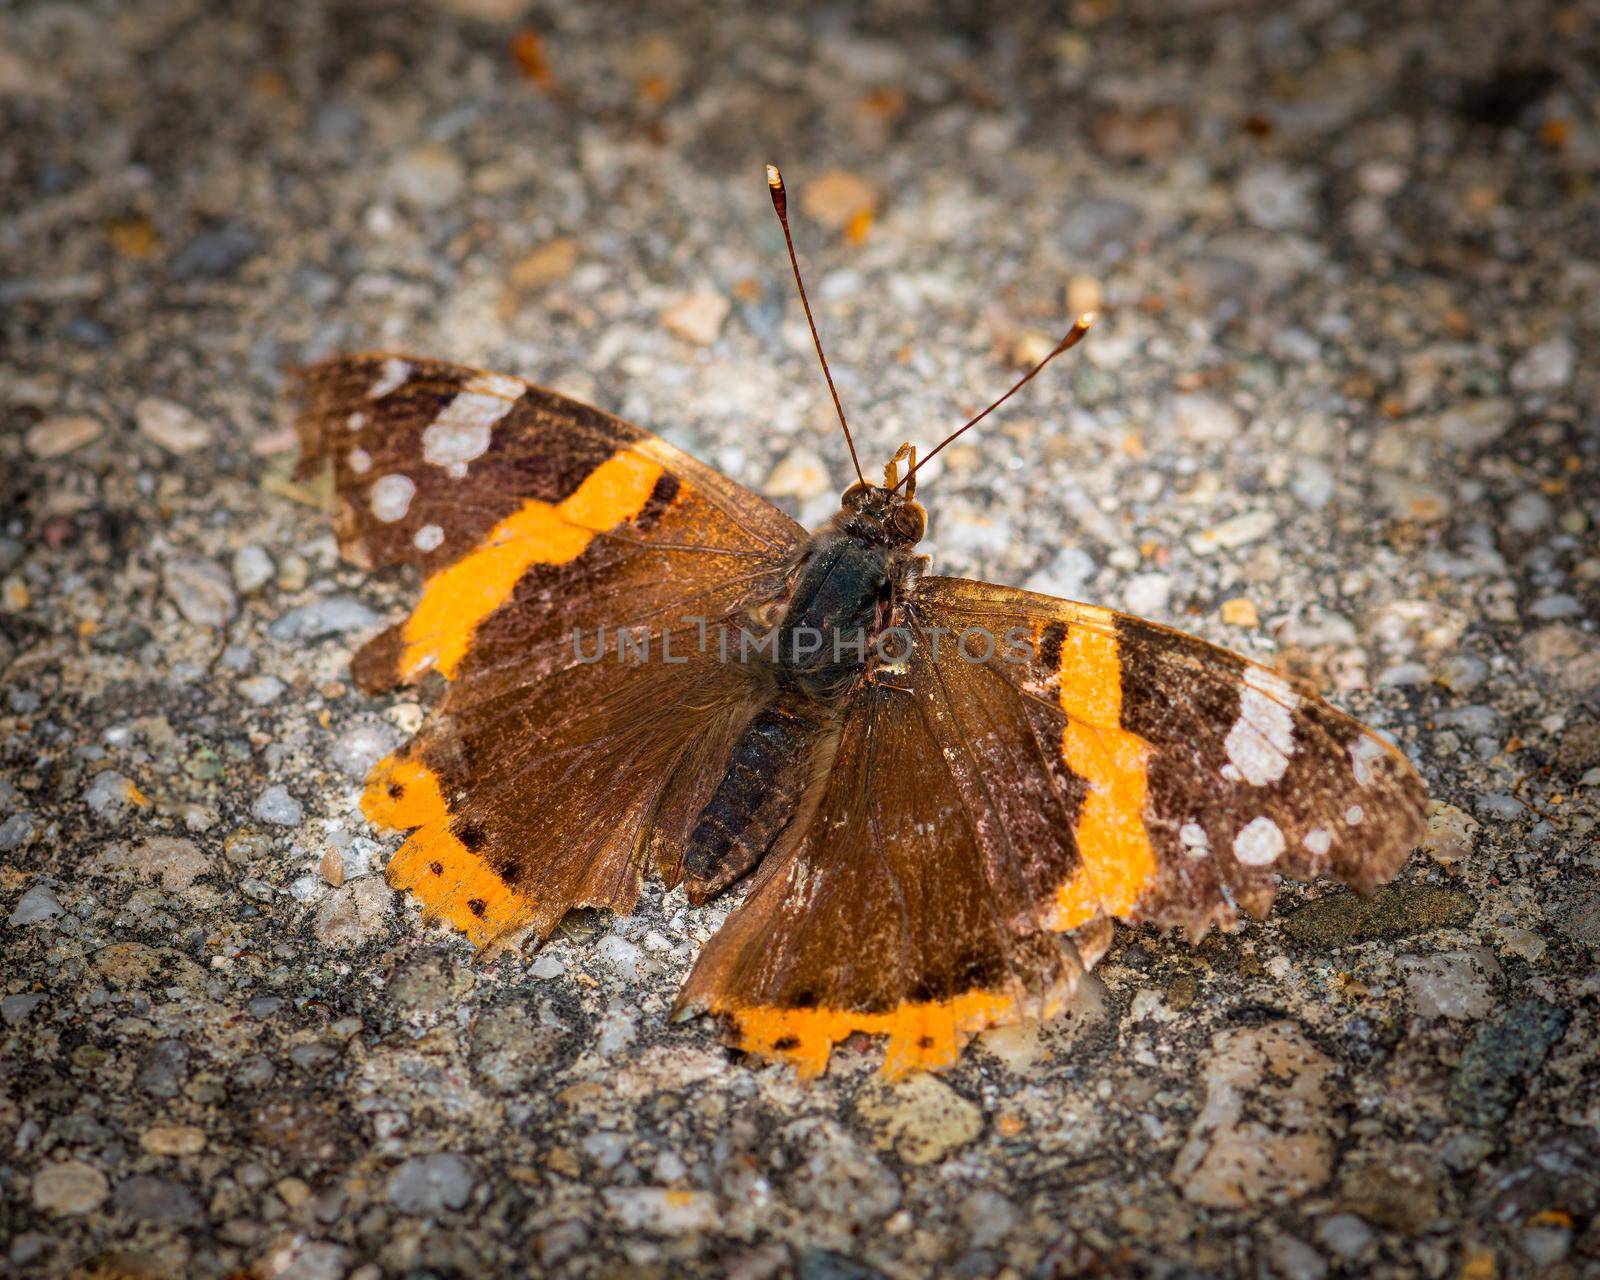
[[720, 989, 1039, 1081], [397, 449, 664, 681], [362, 755, 536, 947], [1047, 612, 1157, 930]]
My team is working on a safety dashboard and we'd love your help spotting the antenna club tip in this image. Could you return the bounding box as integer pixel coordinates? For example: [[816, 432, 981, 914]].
[[1077, 311, 1098, 329], [765, 164, 782, 188]]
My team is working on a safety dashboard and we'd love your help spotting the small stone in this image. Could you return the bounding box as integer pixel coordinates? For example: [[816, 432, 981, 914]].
[[1428, 399, 1514, 449], [32, 1160, 109, 1215], [252, 785, 303, 826], [1237, 163, 1318, 230], [8, 883, 63, 926], [530, 953, 566, 979], [1397, 948, 1502, 1020], [800, 169, 877, 231], [1421, 803, 1478, 866], [164, 556, 238, 628], [2, 993, 45, 1024], [136, 1038, 190, 1098], [1026, 547, 1097, 600], [1521, 626, 1600, 700], [25, 413, 102, 459], [765, 447, 831, 500], [387, 1153, 477, 1216], [389, 142, 466, 211], [0, 812, 37, 851], [507, 237, 579, 293], [329, 719, 400, 779], [232, 544, 274, 594], [1059, 197, 1143, 258], [661, 291, 730, 346], [1172, 393, 1242, 442], [596, 932, 645, 982], [603, 1187, 720, 1233], [92, 836, 211, 892], [313, 877, 392, 949], [1267, 1234, 1328, 1280], [142, 1125, 206, 1156], [135, 397, 212, 453], [1315, 1214, 1373, 1261], [1520, 1225, 1573, 1266], [1529, 593, 1582, 620], [111, 1174, 201, 1224], [469, 1006, 566, 1093], [1282, 885, 1474, 947], [238, 675, 286, 706], [1339, 1153, 1440, 1235], [269, 596, 381, 642], [1172, 1022, 1338, 1208], [170, 221, 259, 279], [855, 1073, 981, 1165], [1451, 998, 1570, 1128], [1221, 597, 1260, 628], [1509, 335, 1574, 393], [1189, 510, 1277, 555], [1123, 573, 1172, 616], [1505, 491, 1553, 533]]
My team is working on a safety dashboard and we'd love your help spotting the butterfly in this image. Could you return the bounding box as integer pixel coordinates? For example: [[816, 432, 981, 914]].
[[292, 165, 1427, 1080]]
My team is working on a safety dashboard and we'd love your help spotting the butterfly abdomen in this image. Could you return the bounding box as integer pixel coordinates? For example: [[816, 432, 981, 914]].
[[683, 696, 834, 904]]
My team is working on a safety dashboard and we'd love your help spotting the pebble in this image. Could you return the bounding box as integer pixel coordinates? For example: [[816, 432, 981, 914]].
[[232, 544, 274, 594], [1171, 392, 1241, 442], [469, 1007, 566, 1094], [529, 953, 566, 979], [252, 784, 303, 826], [661, 291, 730, 346], [25, 413, 102, 459], [764, 447, 831, 500], [1451, 998, 1570, 1127], [387, 1153, 477, 1215], [164, 556, 238, 628], [1521, 625, 1600, 700], [1025, 547, 1096, 600], [170, 221, 259, 279], [1188, 510, 1277, 555], [1058, 197, 1142, 258], [135, 397, 212, 453], [596, 932, 646, 982], [1428, 399, 1513, 449], [854, 1073, 981, 1165], [92, 836, 211, 891], [142, 1124, 206, 1156], [329, 720, 400, 779], [111, 1174, 201, 1224], [1316, 1214, 1374, 1261], [269, 596, 381, 642], [2, 993, 45, 1024], [1282, 885, 1473, 946], [136, 1038, 190, 1098], [313, 877, 392, 949], [1123, 573, 1172, 616], [31, 1160, 109, 1215], [388, 142, 466, 211], [8, 883, 63, 926], [1267, 1234, 1328, 1280], [238, 674, 286, 706], [0, 812, 37, 851], [1421, 804, 1478, 866], [1397, 948, 1502, 1020], [1505, 491, 1552, 533], [603, 1187, 720, 1233], [1236, 163, 1318, 230], [1509, 335, 1574, 393], [1529, 593, 1582, 620], [799, 169, 877, 231], [1172, 1022, 1337, 1208]]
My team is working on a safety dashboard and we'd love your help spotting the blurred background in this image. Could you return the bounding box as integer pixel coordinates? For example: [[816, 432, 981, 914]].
[[2, 2, 1597, 1279]]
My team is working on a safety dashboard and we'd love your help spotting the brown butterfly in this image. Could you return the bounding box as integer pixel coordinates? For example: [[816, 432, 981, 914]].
[[293, 165, 1427, 1079]]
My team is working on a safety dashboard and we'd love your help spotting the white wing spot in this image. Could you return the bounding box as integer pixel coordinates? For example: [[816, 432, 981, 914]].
[[367, 357, 411, 400], [1304, 828, 1332, 855], [413, 524, 444, 552], [1233, 816, 1285, 866], [1350, 736, 1386, 786], [1346, 804, 1365, 825], [1179, 822, 1210, 857], [370, 473, 415, 522], [348, 447, 372, 475], [346, 411, 366, 431], [1224, 683, 1299, 787]]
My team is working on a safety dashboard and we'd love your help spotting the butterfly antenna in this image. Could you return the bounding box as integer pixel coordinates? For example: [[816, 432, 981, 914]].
[[767, 163, 866, 487], [893, 312, 1097, 492]]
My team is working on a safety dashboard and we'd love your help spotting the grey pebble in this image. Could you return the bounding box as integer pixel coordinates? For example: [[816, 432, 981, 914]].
[[1236, 163, 1317, 230], [387, 1153, 477, 1215], [269, 596, 381, 642], [0, 812, 38, 851], [136, 1038, 190, 1098], [164, 555, 238, 628], [1315, 1214, 1374, 1261], [1475, 792, 1524, 820], [170, 221, 259, 280], [252, 785, 303, 826], [1530, 594, 1583, 620], [1509, 335, 1574, 393], [238, 675, 285, 706], [1267, 1234, 1328, 1280], [329, 720, 400, 779], [111, 1174, 201, 1224], [1, 993, 45, 1024], [9, 884, 64, 926], [232, 544, 275, 594]]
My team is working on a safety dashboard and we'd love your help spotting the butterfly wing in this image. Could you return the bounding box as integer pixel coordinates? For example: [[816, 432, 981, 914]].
[[677, 574, 1427, 1078], [296, 355, 808, 946]]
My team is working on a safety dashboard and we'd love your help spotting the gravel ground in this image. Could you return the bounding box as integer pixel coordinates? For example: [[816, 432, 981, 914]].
[[3, 2, 1598, 1277]]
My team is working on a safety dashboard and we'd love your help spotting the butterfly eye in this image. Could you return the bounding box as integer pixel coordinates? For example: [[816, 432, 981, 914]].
[[890, 502, 926, 543]]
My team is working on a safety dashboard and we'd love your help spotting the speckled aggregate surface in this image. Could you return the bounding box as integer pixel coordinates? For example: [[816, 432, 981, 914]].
[[2, 2, 1598, 1278]]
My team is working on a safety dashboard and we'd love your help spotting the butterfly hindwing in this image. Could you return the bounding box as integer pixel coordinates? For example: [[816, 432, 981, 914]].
[[296, 355, 808, 947]]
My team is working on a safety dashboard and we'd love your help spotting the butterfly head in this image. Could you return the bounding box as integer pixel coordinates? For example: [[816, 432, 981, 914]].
[[838, 448, 926, 546]]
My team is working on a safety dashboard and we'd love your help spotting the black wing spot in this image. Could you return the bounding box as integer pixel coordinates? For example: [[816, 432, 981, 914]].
[[917, 1034, 935, 1049], [467, 898, 488, 918], [387, 782, 405, 799], [772, 1035, 801, 1052], [452, 818, 488, 852], [428, 860, 444, 876]]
